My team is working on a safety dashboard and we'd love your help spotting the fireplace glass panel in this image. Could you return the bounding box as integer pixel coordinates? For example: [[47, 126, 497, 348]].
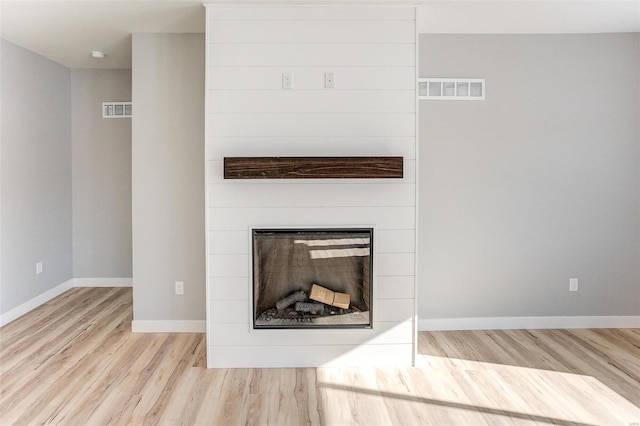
[[252, 228, 373, 329]]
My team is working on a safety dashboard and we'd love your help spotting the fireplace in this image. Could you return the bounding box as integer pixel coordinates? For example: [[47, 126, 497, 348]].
[[252, 228, 373, 329]]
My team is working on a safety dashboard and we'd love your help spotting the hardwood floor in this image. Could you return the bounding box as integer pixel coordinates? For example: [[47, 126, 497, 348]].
[[1, 287, 638, 425]]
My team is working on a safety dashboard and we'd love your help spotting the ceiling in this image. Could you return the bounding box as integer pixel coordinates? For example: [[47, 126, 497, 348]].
[[1, 1, 206, 69], [1, 0, 639, 69]]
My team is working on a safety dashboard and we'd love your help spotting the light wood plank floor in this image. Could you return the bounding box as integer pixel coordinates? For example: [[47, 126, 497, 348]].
[[1, 287, 638, 425]]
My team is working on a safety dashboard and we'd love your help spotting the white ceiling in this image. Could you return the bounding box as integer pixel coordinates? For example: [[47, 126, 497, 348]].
[[1, 0, 639, 69], [418, 1, 640, 34], [1, 1, 206, 69]]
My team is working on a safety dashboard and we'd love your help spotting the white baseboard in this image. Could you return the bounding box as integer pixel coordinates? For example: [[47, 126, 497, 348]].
[[131, 320, 206, 333], [0, 279, 74, 327], [72, 277, 132, 287], [419, 315, 640, 331]]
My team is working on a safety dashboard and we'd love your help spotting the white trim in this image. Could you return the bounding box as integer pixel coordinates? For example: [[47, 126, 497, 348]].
[[131, 320, 206, 333], [204, 3, 422, 9], [419, 316, 640, 331], [72, 277, 133, 288], [412, 4, 419, 367], [204, 5, 213, 368], [0, 279, 74, 327]]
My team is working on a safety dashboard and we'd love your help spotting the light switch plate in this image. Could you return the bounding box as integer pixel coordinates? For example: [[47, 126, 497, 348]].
[[282, 72, 293, 89]]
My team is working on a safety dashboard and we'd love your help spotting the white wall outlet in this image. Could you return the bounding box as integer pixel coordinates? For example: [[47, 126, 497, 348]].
[[175, 281, 184, 295], [282, 72, 293, 89], [324, 72, 335, 89], [36, 261, 43, 275], [569, 278, 579, 292]]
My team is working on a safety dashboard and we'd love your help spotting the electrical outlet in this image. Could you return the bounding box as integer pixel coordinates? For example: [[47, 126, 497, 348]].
[[175, 281, 184, 295], [324, 72, 335, 89], [36, 262, 43, 275], [569, 278, 579, 292], [282, 72, 293, 89]]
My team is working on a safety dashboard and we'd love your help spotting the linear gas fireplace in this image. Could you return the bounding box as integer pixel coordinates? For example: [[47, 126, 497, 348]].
[[252, 228, 373, 329]]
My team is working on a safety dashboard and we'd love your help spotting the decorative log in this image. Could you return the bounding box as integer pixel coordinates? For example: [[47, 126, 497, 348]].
[[224, 157, 403, 179], [309, 284, 350, 309], [275, 290, 307, 311], [294, 302, 325, 315]]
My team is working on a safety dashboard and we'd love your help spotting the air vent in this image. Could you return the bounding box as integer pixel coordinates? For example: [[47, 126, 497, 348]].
[[102, 102, 132, 118], [418, 78, 485, 100]]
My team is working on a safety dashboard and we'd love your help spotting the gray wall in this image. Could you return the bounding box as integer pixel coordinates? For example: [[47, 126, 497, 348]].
[[131, 33, 205, 321], [419, 33, 640, 319], [1, 40, 72, 314], [71, 69, 132, 278]]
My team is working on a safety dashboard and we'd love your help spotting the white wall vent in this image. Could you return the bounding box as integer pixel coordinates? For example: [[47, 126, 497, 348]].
[[418, 78, 485, 100], [102, 102, 132, 118]]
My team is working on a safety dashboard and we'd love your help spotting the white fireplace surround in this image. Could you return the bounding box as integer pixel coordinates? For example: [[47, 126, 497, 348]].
[[205, 4, 418, 368]]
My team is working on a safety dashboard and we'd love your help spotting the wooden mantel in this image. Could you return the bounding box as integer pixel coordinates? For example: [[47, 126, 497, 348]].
[[223, 156, 403, 179]]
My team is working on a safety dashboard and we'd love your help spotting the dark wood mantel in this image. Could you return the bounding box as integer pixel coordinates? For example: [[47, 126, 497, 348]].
[[223, 156, 403, 179]]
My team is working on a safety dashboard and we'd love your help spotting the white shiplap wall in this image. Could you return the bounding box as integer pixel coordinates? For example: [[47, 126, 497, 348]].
[[205, 4, 417, 368]]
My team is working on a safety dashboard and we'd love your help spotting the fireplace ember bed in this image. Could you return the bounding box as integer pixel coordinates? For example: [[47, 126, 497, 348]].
[[252, 228, 373, 329]]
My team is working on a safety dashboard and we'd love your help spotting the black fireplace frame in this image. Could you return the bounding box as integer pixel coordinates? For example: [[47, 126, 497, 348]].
[[251, 227, 374, 330]]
